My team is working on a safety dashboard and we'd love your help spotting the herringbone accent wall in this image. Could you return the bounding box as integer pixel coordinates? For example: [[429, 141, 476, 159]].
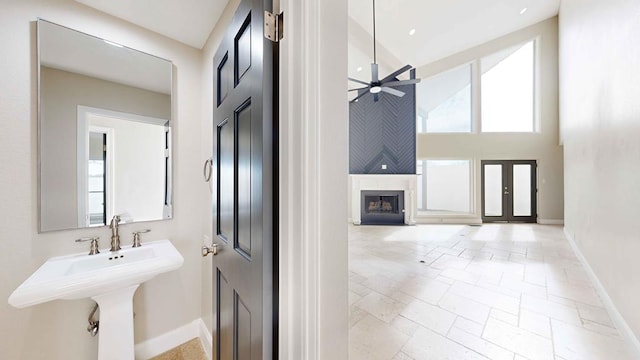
[[349, 84, 416, 174]]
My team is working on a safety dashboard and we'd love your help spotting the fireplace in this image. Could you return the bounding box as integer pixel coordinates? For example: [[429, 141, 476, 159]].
[[361, 190, 405, 225]]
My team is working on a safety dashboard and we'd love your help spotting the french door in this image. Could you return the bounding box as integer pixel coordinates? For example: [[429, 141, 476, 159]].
[[481, 160, 537, 223], [211, 0, 277, 358]]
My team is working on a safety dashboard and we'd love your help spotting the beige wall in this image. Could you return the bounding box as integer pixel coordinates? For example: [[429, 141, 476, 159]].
[[40, 67, 170, 231], [559, 0, 640, 348], [416, 17, 564, 223], [0, 0, 207, 359]]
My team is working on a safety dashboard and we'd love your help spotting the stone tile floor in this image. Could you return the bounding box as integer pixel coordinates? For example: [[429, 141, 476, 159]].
[[348, 224, 635, 360]]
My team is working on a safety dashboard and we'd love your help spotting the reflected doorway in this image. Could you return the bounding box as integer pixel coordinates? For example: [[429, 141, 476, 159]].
[[87, 131, 109, 226], [481, 160, 537, 223]]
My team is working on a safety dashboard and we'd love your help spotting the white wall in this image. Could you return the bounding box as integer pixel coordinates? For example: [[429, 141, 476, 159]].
[[416, 17, 564, 223], [0, 0, 206, 358], [559, 0, 640, 346]]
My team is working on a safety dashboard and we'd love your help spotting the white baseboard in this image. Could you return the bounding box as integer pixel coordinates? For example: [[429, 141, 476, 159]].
[[199, 318, 213, 360], [135, 318, 212, 360], [563, 227, 640, 358], [538, 219, 564, 225]]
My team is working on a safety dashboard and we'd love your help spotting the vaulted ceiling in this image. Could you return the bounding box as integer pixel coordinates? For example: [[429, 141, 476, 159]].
[[348, 0, 560, 81], [73, 0, 560, 73]]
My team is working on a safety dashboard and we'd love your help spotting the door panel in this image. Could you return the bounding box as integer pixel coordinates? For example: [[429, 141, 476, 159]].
[[483, 164, 504, 218], [217, 270, 233, 360], [235, 293, 252, 360], [482, 160, 536, 223], [236, 100, 252, 258], [512, 164, 532, 217], [212, 0, 276, 359], [217, 119, 234, 242]]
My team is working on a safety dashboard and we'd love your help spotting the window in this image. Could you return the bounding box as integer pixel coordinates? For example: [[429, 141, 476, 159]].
[[416, 39, 537, 133], [481, 41, 535, 132], [417, 160, 471, 213], [417, 64, 472, 133]]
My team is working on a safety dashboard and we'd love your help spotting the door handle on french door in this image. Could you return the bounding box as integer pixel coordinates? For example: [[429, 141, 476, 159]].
[[202, 243, 219, 257]]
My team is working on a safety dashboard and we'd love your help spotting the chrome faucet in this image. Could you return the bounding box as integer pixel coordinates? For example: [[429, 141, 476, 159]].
[[109, 215, 122, 252]]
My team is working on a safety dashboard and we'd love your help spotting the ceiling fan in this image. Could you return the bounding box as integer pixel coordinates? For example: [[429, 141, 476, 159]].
[[349, 0, 421, 103]]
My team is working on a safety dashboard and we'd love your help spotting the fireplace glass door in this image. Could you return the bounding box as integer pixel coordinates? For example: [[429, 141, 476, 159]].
[[361, 191, 405, 225]]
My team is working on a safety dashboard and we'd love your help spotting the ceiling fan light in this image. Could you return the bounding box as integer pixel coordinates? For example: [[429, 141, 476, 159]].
[[370, 86, 382, 94]]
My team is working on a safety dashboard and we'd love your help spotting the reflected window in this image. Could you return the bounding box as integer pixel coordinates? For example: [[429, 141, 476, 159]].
[[87, 158, 105, 226]]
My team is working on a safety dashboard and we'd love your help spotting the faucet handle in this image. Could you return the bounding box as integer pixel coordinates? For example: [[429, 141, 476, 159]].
[[76, 237, 100, 255], [132, 229, 151, 248]]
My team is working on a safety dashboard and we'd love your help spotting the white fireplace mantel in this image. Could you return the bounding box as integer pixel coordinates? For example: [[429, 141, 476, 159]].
[[350, 174, 418, 225]]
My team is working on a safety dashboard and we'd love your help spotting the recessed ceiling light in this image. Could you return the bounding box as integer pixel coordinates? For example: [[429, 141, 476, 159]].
[[356, 66, 363, 72], [520, 7, 528, 15], [409, 28, 416, 36], [104, 39, 123, 48]]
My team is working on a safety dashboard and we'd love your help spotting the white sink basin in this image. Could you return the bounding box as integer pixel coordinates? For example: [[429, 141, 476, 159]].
[[8, 239, 183, 307]]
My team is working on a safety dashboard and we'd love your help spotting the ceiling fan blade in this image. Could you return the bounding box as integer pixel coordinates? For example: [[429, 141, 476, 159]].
[[381, 65, 412, 83], [349, 77, 370, 86], [371, 63, 379, 82], [381, 87, 405, 97], [385, 79, 422, 87], [349, 90, 369, 103], [348, 86, 370, 92]]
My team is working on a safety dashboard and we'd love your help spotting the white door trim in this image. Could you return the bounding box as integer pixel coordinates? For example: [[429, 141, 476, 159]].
[[277, 0, 349, 359]]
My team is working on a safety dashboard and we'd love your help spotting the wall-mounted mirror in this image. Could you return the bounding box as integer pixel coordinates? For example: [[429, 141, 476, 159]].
[[38, 19, 173, 232]]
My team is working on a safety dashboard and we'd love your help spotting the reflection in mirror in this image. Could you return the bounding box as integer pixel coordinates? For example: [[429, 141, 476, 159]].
[[38, 19, 173, 232]]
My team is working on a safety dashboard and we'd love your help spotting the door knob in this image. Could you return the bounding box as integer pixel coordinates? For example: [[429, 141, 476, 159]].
[[202, 244, 218, 257]]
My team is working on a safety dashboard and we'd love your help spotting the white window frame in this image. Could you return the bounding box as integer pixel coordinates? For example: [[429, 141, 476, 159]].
[[417, 37, 540, 134]]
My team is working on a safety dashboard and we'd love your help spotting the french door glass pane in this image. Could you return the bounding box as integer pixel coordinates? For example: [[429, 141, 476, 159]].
[[513, 164, 532, 216], [484, 165, 503, 216]]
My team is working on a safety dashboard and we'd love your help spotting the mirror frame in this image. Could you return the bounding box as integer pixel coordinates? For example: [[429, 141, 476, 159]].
[[37, 18, 174, 233]]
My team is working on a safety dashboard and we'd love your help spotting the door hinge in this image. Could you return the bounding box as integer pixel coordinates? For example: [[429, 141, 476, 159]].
[[264, 11, 284, 42]]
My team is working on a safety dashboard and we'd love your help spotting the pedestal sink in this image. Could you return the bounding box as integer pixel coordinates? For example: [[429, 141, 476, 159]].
[[8, 239, 184, 360]]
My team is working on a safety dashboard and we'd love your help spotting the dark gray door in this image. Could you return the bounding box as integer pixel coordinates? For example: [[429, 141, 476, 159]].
[[212, 0, 277, 358], [481, 160, 537, 223]]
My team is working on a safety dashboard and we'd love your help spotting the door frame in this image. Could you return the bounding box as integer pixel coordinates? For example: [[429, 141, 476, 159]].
[[481, 160, 537, 223], [277, 0, 349, 358]]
